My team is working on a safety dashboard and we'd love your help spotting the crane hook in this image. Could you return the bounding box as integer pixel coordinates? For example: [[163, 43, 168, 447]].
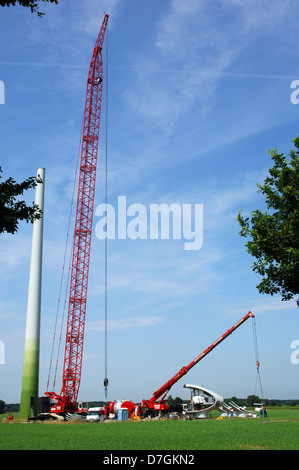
[[104, 378, 108, 398]]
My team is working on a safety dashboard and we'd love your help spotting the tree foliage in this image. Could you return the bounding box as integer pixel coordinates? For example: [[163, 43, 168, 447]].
[[0, 0, 58, 17], [237, 136, 299, 306], [0, 399, 5, 414], [246, 395, 261, 407], [0, 167, 42, 234]]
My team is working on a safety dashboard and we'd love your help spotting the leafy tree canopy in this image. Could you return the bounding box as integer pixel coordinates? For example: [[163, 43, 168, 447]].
[[246, 395, 261, 407], [237, 136, 299, 306], [0, 0, 58, 17], [0, 167, 42, 234], [0, 399, 5, 414]]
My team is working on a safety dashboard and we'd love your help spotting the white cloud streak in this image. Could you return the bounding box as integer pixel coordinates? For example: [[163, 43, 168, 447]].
[[122, 0, 297, 141], [86, 315, 164, 332], [226, 297, 298, 317]]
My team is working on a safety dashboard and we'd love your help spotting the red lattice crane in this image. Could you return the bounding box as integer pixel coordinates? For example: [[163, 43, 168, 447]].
[[46, 14, 109, 414]]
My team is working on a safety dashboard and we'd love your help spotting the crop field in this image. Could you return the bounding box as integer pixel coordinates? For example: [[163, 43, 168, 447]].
[[1, 408, 299, 451]]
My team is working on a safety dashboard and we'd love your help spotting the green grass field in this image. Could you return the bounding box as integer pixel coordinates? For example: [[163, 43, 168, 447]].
[[1, 408, 299, 450]]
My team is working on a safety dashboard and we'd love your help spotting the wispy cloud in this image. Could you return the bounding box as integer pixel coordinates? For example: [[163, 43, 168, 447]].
[[0, 233, 31, 279], [226, 297, 298, 317], [69, 0, 121, 34], [88, 166, 269, 319], [86, 315, 164, 332], [122, 0, 297, 141]]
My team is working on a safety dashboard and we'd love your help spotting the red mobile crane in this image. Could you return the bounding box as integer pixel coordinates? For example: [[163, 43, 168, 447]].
[[140, 311, 254, 415], [45, 14, 109, 414]]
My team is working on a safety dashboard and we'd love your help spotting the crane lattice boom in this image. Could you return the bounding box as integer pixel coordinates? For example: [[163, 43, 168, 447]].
[[46, 14, 109, 414]]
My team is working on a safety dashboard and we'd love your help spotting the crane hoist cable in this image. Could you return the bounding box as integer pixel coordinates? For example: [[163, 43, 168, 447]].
[[103, 21, 109, 399], [252, 316, 264, 399], [46, 131, 82, 394]]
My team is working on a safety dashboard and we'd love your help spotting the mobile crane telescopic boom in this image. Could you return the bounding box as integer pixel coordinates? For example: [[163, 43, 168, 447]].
[[141, 311, 254, 412]]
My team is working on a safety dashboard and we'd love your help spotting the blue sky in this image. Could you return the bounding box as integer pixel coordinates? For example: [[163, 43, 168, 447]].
[[0, 0, 299, 406]]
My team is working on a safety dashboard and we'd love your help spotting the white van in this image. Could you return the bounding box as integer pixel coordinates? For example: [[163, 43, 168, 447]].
[[86, 407, 105, 422]]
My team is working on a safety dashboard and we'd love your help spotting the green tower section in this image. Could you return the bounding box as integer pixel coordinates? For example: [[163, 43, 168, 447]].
[[20, 338, 40, 419]]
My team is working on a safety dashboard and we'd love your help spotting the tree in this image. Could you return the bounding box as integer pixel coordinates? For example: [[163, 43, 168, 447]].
[[167, 395, 174, 406], [0, 0, 58, 17], [230, 396, 239, 405], [174, 396, 183, 406], [246, 395, 260, 407], [0, 399, 5, 414], [0, 167, 42, 234], [237, 136, 299, 306]]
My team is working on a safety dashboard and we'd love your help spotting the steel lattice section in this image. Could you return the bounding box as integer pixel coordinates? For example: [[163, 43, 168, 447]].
[[58, 14, 109, 412]]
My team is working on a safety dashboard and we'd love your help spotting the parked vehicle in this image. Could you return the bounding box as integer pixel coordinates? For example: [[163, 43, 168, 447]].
[[86, 407, 104, 422]]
